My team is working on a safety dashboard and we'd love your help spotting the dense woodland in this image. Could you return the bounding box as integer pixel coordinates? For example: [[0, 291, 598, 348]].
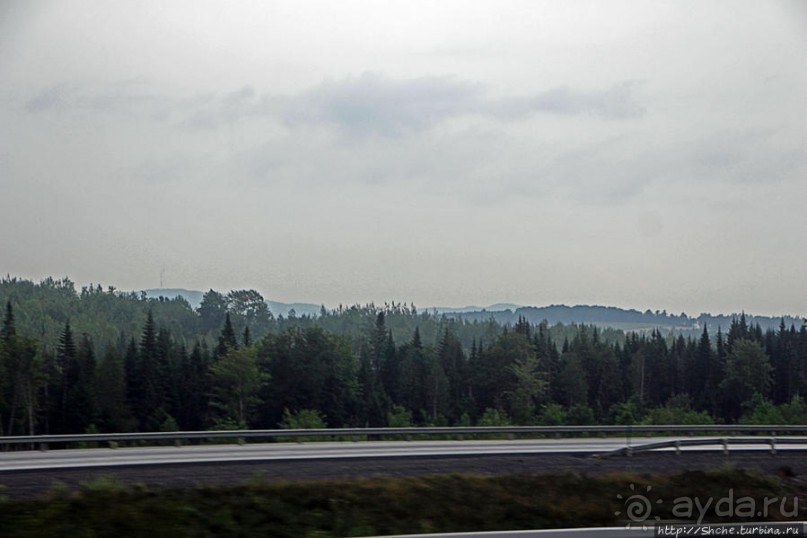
[[1, 276, 806, 436]]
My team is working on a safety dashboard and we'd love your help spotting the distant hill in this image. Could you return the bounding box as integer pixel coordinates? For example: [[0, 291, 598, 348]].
[[143, 288, 205, 308], [265, 300, 322, 319], [446, 304, 804, 335], [433, 303, 521, 314], [142, 289, 804, 334]]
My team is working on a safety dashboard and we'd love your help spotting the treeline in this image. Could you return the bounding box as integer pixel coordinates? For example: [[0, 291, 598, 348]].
[[0, 277, 625, 362], [0, 277, 806, 435]]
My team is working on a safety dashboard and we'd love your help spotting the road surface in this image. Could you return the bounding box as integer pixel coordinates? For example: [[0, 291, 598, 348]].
[[2, 436, 805, 471]]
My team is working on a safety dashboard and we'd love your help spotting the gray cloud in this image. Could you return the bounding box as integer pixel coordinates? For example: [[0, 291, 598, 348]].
[[532, 81, 646, 119], [490, 81, 646, 120], [24, 80, 189, 122], [4, 0, 806, 316], [23, 73, 645, 138], [25, 84, 77, 112], [276, 74, 645, 136], [183, 86, 259, 129], [277, 72, 483, 137]]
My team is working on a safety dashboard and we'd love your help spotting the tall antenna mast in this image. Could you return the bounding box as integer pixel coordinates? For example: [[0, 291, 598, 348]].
[[160, 266, 165, 289]]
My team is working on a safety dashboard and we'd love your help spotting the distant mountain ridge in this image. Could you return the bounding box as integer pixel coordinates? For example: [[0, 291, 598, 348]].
[[143, 288, 205, 308], [142, 289, 803, 333], [443, 304, 804, 335]]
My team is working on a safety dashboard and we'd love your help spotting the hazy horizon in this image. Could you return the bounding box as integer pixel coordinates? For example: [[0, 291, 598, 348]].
[[2, 1, 806, 317]]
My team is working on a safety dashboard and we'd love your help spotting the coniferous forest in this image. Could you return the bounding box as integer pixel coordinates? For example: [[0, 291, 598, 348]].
[[1, 276, 806, 436]]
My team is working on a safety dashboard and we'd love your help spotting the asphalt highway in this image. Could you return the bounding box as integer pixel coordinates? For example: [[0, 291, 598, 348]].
[[2, 436, 805, 471]]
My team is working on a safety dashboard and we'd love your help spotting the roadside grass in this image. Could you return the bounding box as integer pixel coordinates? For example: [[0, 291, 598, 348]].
[[0, 467, 798, 537]]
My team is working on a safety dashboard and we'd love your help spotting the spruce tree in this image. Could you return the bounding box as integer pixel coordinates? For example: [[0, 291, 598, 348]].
[[1, 301, 15, 341], [217, 313, 238, 358], [96, 345, 131, 432], [694, 325, 713, 410], [124, 337, 140, 424], [56, 321, 77, 433], [242, 326, 251, 348], [138, 310, 164, 430]]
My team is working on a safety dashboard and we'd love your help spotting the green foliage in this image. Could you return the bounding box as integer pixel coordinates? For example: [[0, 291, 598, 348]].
[[280, 408, 327, 430], [477, 407, 510, 426], [719, 339, 773, 421], [566, 404, 596, 425], [260, 327, 359, 428], [508, 352, 545, 424], [539, 403, 596, 426], [554, 352, 588, 408], [160, 415, 179, 432], [279, 408, 328, 441], [740, 395, 807, 425], [387, 405, 414, 427], [210, 346, 266, 428], [608, 400, 641, 425], [641, 395, 715, 425], [209, 418, 246, 431], [538, 403, 567, 426]]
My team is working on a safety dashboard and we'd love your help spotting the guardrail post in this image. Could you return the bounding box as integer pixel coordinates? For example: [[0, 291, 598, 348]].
[[722, 438, 729, 455], [675, 440, 681, 456], [770, 438, 776, 455]]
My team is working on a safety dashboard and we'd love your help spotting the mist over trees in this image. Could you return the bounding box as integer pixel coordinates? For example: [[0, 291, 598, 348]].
[[1, 276, 806, 435]]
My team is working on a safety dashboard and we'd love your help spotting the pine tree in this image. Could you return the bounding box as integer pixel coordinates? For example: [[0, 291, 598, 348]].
[[716, 327, 726, 359], [66, 334, 97, 432], [137, 310, 165, 430], [438, 328, 468, 422], [0, 302, 11, 434], [96, 345, 132, 432], [124, 337, 140, 423], [358, 343, 388, 426], [58, 321, 77, 431], [217, 313, 238, 358], [1, 301, 15, 341], [185, 342, 211, 430], [242, 326, 251, 347], [514, 315, 531, 338], [694, 325, 714, 410]]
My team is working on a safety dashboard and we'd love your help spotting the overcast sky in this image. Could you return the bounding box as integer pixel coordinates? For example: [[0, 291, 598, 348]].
[[1, 1, 806, 316]]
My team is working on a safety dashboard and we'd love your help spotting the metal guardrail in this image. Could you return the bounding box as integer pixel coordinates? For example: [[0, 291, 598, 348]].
[[608, 436, 807, 457], [1, 424, 807, 448]]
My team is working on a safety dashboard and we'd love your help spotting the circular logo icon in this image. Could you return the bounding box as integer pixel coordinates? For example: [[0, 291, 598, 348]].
[[615, 483, 663, 529]]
